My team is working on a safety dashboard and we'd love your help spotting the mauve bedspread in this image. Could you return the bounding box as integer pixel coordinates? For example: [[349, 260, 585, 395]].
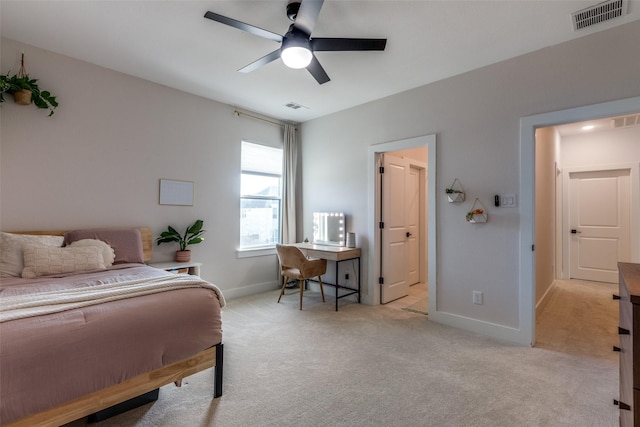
[[0, 264, 224, 424]]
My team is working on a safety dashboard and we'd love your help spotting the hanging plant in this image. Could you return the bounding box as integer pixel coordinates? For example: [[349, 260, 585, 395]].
[[0, 53, 58, 116]]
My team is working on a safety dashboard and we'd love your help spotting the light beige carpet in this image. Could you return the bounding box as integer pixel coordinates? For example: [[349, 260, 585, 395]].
[[66, 287, 618, 427]]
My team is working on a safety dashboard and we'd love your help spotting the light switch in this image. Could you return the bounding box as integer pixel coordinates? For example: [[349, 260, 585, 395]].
[[501, 194, 517, 208]]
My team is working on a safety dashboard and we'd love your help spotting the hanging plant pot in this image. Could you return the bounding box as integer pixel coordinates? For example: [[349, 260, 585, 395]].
[[466, 198, 488, 224], [447, 192, 465, 203], [14, 89, 32, 105], [175, 250, 192, 263], [445, 178, 465, 203], [1, 54, 58, 116]]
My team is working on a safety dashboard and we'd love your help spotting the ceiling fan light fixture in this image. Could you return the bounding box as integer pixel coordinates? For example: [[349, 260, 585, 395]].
[[281, 34, 312, 69], [281, 46, 312, 69]]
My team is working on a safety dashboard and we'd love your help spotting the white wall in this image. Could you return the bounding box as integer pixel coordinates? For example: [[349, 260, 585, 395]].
[[561, 125, 640, 168], [535, 127, 559, 306], [0, 38, 283, 299], [300, 20, 640, 343]]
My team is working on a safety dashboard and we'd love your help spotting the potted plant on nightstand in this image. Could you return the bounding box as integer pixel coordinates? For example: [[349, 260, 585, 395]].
[[156, 219, 205, 262]]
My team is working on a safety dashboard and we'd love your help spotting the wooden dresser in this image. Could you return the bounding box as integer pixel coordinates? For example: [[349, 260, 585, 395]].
[[618, 262, 640, 426]]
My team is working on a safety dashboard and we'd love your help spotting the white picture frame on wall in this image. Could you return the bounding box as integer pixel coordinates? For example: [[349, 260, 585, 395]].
[[159, 179, 194, 206]]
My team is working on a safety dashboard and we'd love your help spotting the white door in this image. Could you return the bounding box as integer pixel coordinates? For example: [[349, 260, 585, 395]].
[[380, 155, 410, 303], [569, 169, 630, 283], [406, 165, 420, 285]]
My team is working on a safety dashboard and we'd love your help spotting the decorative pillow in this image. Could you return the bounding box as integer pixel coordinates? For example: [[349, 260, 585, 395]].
[[22, 244, 106, 279], [64, 228, 144, 264], [0, 232, 65, 278], [68, 239, 116, 267]]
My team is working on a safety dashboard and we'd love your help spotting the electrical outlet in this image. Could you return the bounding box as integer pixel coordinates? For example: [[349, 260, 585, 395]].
[[473, 291, 483, 305]]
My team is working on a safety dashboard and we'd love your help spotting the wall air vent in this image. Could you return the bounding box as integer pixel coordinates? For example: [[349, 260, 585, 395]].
[[572, 0, 627, 31]]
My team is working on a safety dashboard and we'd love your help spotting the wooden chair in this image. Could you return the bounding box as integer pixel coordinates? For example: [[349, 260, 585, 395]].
[[276, 244, 327, 310]]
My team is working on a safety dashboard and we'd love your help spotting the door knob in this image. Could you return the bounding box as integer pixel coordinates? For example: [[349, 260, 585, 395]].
[[571, 229, 582, 234], [406, 232, 412, 238]]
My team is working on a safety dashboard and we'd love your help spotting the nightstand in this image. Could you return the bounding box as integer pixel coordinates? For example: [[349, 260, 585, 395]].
[[149, 261, 202, 276]]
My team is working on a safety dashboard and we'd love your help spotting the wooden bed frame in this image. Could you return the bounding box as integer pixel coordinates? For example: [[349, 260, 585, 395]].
[[3, 228, 224, 427]]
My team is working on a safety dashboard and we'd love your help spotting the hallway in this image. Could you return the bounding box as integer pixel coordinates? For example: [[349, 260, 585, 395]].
[[535, 279, 618, 361]]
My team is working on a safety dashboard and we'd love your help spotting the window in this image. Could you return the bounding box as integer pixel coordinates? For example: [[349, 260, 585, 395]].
[[240, 141, 283, 249]]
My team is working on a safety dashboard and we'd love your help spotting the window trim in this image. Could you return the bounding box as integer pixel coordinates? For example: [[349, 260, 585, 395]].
[[236, 246, 277, 258]]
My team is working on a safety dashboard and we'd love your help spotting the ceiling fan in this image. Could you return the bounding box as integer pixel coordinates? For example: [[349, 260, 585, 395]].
[[204, 0, 387, 85]]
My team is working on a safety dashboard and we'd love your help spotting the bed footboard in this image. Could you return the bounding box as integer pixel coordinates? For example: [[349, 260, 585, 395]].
[[3, 343, 223, 427]]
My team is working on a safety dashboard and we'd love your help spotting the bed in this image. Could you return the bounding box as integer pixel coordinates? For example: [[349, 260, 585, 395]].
[[0, 227, 225, 427]]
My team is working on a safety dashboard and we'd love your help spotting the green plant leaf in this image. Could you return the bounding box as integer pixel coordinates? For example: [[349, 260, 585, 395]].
[[156, 236, 179, 245], [187, 219, 204, 235], [187, 237, 204, 246], [3, 72, 58, 115], [157, 220, 205, 251]]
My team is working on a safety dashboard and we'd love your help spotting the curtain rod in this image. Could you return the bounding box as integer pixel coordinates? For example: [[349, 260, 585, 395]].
[[233, 110, 297, 130]]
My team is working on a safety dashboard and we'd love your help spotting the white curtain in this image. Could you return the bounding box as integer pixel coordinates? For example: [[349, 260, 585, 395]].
[[282, 123, 298, 244]]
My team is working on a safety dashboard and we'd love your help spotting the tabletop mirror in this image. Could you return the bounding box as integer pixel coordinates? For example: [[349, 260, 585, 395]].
[[313, 212, 346, 246]]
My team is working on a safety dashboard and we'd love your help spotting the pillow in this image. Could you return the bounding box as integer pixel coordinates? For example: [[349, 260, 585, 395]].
[[64, 228, 144, 264], [22, 244, 106, 279], [68, 239, 116, 267], [0, 232, 65, 278]]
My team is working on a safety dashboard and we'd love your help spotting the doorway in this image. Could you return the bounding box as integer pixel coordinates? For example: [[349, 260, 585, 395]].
[[534, 117, 638, 352], [367, 134, 437, 314], [520, 96, 640, 346], [379, 153, 427, 304], [379, 152, 428, 313]]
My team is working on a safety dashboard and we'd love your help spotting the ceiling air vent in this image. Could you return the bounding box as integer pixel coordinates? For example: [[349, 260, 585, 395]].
[[284, 102, 308, 110], [572, 0, 627, 30], [612, 114, 640, 128]]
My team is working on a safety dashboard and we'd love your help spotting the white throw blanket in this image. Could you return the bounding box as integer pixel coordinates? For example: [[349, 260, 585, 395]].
[[0, 274, 225, 323]]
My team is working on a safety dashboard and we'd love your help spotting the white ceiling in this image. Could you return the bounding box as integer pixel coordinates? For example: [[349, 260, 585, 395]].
[[2, 0, 639, 123]]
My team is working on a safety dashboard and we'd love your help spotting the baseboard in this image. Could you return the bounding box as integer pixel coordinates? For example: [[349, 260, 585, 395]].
[[222, 280, 279, 301], [429, 310, 530, 346], [535, 280, 557, 318]]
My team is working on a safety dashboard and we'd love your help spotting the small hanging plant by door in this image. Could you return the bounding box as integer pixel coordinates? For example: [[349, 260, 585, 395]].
[[0, 53, 58, 116], [466, 198, 488, 223], [445, 178, 465, 203]]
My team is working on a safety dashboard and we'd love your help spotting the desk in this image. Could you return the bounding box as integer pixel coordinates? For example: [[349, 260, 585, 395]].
[[291, 243, 361, 311]]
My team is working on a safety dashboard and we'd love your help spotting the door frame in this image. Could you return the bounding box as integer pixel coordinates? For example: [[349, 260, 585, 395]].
[[410, 161, 429, 286], [367, 134, 437, 311], [520, 96, 640, 346], [561, 165, 636, 280]]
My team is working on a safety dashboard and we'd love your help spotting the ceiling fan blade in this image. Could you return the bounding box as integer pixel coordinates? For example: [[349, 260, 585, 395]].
[[294, 0, 324, 35], [311, 38, 387, 51], [204, 11, 283, 43], [238, 49, 282, 73], [306, 55, 330, 85]]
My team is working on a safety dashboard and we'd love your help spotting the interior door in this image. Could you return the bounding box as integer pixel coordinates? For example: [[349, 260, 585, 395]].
[[569, 169, 630, 283], [380, 154, 410, 303], [406, 165, 420, 285]]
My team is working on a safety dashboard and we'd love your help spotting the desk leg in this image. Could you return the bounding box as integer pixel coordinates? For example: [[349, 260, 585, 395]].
[[357, 257, 361, 303], [335, 260, 339, 311]]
